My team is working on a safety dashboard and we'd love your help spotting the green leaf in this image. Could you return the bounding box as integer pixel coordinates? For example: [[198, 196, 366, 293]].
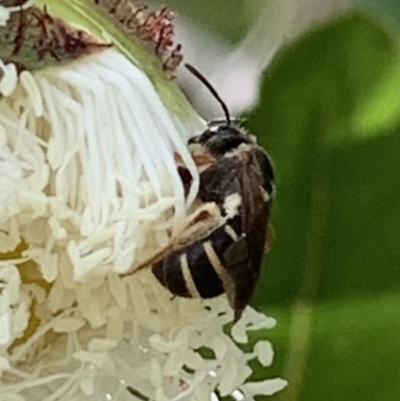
[[302, 294, 400, 401], [245, 12, 400, 401], [256, 294, 400, 401], [250, 13, 400, 305], [254, 13, 400, 148], [357, 0, 400, 31]]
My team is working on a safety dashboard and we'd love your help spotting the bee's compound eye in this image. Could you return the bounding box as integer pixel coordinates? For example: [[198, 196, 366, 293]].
[[189, 129, 216, 145], [204, 126, 249, 156]]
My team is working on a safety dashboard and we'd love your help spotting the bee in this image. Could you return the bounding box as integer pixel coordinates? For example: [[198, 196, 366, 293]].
[[123, 64, 275, 321]]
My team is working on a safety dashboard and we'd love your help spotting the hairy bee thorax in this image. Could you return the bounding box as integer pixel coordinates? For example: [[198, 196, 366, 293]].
[[192, 124, 275, 203]]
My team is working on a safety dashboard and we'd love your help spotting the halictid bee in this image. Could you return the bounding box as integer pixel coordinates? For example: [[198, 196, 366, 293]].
[[124, 64, 275, 321]]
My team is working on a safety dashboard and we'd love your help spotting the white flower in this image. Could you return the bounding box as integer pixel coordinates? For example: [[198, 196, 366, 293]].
[[0, 5, 286, 401]]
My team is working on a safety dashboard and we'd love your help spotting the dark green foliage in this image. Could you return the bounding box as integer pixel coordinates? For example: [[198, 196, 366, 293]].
[[248, 12, 400, 401]]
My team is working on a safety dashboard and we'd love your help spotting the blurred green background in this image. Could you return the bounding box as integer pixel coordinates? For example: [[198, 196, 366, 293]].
[[156, 1, 400, 400]]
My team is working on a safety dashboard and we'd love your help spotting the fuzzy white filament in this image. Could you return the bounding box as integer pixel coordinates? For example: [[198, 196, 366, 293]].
[[0, 48, 286, 400]]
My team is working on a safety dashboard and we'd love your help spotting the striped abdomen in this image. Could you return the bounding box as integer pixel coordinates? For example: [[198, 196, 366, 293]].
[[152, 215, 241, 299]]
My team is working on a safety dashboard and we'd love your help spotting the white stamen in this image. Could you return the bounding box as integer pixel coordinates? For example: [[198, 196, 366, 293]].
[[0, 47, 283, 400]]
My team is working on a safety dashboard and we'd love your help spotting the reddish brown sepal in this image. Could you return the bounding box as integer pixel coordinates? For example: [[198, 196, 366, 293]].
[[0, 5, 111, 73], [92, 0, 183, 78]]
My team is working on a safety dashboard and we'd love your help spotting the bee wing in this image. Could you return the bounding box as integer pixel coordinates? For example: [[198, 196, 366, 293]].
[[224, 154, 272, 319], [122, 201, 224, 277]]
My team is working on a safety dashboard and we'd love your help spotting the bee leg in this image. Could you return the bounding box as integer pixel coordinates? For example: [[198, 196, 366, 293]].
[[177, 166, 193, 197]]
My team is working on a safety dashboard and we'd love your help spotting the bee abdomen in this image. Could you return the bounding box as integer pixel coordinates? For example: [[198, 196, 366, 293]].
[[152, 253, 193, 298], [152, 218, 241, 299]]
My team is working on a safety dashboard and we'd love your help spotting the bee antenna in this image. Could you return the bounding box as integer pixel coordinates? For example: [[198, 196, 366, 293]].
[[185, 63, 231, 126]]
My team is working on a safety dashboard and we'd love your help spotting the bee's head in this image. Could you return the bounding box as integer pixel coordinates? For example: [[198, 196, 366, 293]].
[[184, 64, 254, 156], [189, 123, 253, 157]]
